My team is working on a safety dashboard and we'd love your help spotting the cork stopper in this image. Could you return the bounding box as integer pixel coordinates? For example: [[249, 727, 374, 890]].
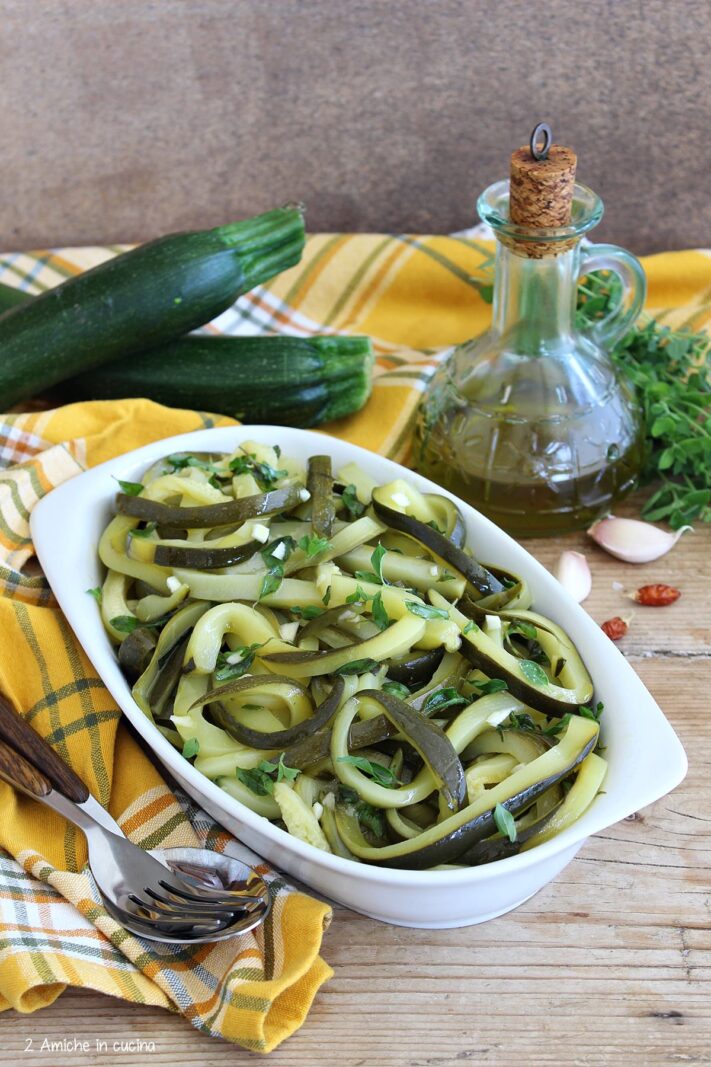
[[506, 125, 577, 257]]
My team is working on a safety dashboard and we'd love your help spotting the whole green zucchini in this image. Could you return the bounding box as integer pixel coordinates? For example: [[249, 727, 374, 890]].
[[0, 282, 32, 315], [0, 206, 305, 408], [63, 334, 375, 427]]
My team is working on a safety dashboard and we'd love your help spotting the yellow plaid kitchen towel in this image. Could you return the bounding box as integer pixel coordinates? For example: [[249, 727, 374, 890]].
[[0, 234, 709, 1050]]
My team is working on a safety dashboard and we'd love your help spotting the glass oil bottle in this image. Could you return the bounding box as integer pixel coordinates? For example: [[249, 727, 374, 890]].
[[414, 125, 646, 537]]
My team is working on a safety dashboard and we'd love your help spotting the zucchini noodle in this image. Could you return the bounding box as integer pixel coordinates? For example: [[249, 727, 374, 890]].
[[96, 440, 606, 870]]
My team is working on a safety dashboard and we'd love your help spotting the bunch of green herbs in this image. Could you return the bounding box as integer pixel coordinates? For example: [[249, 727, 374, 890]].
[[576, 271, 710, 528]]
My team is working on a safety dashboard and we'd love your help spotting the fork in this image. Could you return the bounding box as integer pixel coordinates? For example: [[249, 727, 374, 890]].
[[0, 734, 250, 928]]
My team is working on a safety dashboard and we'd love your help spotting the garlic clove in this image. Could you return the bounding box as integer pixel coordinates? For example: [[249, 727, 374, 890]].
[[554, 550, 592, 603], [587, 516, 691, 564]]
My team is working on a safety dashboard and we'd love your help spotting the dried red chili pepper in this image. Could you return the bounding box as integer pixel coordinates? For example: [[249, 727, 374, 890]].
[[601, 617, 628, 641], [634, 583, 681, 607]]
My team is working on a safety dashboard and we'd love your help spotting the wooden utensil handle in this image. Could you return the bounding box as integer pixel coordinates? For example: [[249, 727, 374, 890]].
[[0, 693, 89, 803], [0, 735, 53, 798]]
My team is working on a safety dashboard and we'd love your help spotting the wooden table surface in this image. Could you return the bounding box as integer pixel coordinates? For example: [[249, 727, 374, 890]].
[[2, 502, 710, 1067]]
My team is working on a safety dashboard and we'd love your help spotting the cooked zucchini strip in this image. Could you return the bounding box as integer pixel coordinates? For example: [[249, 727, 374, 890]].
[[308, 455, 335, 538], [100, 569, 137, 642], [336, 545, 466, 597], [186, 603, 296, 672], [175, 570, 323, 609], [332, 689, 466, 813], [99, 515, 172, 592], [263, 615, 425, 678], [198, 676, 344, 750], [432, 591, 593, 715], [118, 627, 158, 682], [134, 581, 189, 621], [523, 751, 607, 849], [117, 485, 305, 527], [334, 714, 599, 868], [151, 538, 261, 569], [371, 486, 503, 597], [97, 443, 603, 873]]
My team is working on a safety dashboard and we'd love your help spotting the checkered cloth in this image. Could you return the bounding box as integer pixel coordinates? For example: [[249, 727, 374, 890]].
[[0, 235, 709, 1050]]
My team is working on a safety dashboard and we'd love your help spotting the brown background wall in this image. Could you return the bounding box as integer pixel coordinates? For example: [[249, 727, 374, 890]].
[[1, 0, 709, 254]]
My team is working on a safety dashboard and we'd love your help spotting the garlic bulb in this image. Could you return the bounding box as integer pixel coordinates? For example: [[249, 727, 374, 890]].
[[554, 550, 592, 603], [587, 516, 691, 564]]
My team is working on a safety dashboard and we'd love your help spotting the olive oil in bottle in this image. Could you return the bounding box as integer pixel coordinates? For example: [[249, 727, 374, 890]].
[[414, 126, 646, 537]]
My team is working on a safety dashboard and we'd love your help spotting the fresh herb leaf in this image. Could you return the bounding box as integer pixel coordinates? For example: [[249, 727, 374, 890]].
[[405, 601, 449, 620], [426, 519, 444, 534], [236, 753, 300, 795], [261, 536, 295, 569], [463, 621, 479, 634], [382, 680, 411, 700], [356, 801, 385, 837], [506, 711, 538, 732], [353, 570, 381, 584], [472, 678, 509, 695], [115, 478, 144, 496], [261, 753, 300, 784], [297, 534, 331, 558], [341, 484, 366, 519], [335, 658, 380, 676], [493, 802, 517, 842], [214, 642, 265, 682], [422, 687, 469, 713], [273, 444, 282, 459], [579, 700, 605, 723], [289, 604, 324, 620], [253, 460, 288, 487], [371, 591, 390, 631], [86, 586, 102, 603], [519, 660, 549, 687], [129, 521, 158, 539], [508, 620, 538, 640], [439, 571, 457, 582], [236, 767, 274, 796], [109, 615, 140, 633], [346, 584, 370, 604], [352, 543, 388, 587], [229, 453, 287, 489], [322, 586, 332, 606], [337, 754, 401, 787], [337, 784, 359, 804], [165, 453, 222, 474], [370, 543, 387, 584], [259, 570, 283, 599], [543, 712, 573, 737], [258, 536, 295, 600], [107, 614, 168, 627], [182, 737, 200, 759]]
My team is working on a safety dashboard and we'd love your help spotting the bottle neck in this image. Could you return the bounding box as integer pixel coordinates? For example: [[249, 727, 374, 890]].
[[491, 239, 581, 354]]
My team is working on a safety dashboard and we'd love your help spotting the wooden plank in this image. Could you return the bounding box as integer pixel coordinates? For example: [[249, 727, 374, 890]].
[[1, 522, 708, 1067]]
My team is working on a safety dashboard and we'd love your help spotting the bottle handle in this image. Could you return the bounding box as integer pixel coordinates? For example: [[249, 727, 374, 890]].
[[578, 243, 646, 349]]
